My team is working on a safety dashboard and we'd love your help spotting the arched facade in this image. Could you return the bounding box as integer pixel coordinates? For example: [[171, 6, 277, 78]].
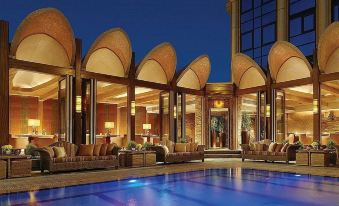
[[177, 55, 211, 90], [232, 53, 266, 89], [136, 43, 176, 84], [83, 28, 132, 77], [268, 41, 312, 83], [318, 22, 339, 74]]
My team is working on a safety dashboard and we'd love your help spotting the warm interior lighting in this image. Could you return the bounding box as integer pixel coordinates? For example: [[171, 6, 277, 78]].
[[76, 96, 82, 113], [143, 123, 151, 135], [105, 122, 115, 129], [27, 119, 40, 134], [173, 105, 177, 118], [115, 87, 152, 98], [313, 99, 318, 114], [266, 104, 270, 117], [131, 101, 135, 116], [143, 124, 151, 130], [213, 100, 224, 108]]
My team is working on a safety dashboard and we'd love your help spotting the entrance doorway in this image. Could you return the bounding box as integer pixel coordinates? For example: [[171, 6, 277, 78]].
[[210, 108, 229, 148]]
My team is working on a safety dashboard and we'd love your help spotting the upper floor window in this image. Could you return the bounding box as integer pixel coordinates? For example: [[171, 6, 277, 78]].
[[333, 0, 339, 21], [288, 0, 316, 61], [240, 0, 276, 70]]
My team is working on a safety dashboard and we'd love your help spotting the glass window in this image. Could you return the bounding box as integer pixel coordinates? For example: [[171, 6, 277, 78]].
[[333, 0, 339, 21], [288, 0, 316, 60], [240, 0, 276, 70]]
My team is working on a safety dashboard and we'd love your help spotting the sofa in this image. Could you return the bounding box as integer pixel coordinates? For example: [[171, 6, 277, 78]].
[[37, 141, 119, 173], [241, 139, 300, 163], [149, 141, 204, 164]]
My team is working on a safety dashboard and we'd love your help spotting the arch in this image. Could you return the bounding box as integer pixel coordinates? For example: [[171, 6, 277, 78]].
[[268, 41, 312, 82], [318, 22, 339, 74], [11, 8, 75, 67], [177, 55, 211, 90], [136, 43, 176, 84], [83, 28, 132, 77], [232, 53, 266, 89]]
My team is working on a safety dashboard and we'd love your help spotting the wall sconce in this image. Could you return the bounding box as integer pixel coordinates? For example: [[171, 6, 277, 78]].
[[131, 101, 135, 116], [76, 96, 82, 113], [213, 100, 224, 108], [266, 104, 270, 117], [313, 99, 318, 114], [173, 105, 177, 118]]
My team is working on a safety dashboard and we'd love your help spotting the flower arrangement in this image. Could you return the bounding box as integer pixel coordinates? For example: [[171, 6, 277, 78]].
[[143, 142, 153, 149], [1, 144, 13, 155], [136, 144, 142, 151], [311, 141, 320, 150]]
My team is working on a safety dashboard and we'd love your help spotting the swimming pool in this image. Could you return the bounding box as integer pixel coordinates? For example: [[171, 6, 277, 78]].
[[1, 168, 338, 206]]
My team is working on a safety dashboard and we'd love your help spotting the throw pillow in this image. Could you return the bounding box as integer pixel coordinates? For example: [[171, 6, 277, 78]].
[[275, 143, 284, 152], [190, 143, 198, 152], [93, 144, 102, 156], [100, 144, 108, 156], [175, 143, 187, 152], [78, 144, 94, 156], [268, 143, 277, 152], [42, 147, 55, 158], [281, 143, 289, 152], [249, 143, 255, 151], [254, 143, 264, 151], [106, 143, 117, 155], [53, 147, 66, 158], [166, 141, 175, 153], [162, 145, 169, 154]]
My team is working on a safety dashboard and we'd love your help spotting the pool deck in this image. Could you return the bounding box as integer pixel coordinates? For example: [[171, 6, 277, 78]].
[[1, 158, 338, 195]]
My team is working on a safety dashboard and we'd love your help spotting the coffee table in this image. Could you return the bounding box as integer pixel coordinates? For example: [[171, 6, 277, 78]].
[[310, 150, 336, 167], [296, 150, 309, 166], [119, 150, 156, 168], [0, 155, 32, 178]]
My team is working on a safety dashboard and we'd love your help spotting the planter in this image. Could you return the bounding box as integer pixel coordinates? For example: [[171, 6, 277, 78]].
[[241, 131, 249, 144]]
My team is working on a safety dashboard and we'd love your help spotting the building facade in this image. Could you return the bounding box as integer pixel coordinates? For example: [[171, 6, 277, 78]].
[[228, 0, 339, 148]]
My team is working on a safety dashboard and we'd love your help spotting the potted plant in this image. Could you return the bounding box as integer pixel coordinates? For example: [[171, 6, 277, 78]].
[[127, 141, 137, 151], [326, 139, 336, 150], [1, 145, 13, 155], [241, 112, 251, 144], [143, 142, 153, 150]]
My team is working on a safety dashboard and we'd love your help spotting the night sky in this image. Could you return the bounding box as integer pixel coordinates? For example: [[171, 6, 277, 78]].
[[0, 0, 231, 82]]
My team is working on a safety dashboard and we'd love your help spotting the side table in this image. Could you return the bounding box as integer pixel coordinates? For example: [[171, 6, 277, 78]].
[[0, 155, 32, 178], [310, 150, 336, 167], [296, 150, 309, 166], [119, 151, 156, 168]]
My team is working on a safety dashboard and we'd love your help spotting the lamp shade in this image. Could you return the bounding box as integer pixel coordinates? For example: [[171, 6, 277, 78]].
[[27, 119, 40, 127], [143, 124, 151, 130], [105, 122, 115, 129]]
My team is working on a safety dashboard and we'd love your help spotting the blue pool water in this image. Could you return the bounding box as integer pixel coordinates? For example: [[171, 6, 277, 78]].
[[1, 168, 339, 206]]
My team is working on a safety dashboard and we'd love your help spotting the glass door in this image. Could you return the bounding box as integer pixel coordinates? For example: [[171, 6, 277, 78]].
[[210, 108, 229, 148]]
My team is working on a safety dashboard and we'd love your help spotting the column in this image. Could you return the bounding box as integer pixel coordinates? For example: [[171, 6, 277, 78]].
[[195, 96, 203, 144], [313, 50, 321, 142], [228, 0, 240, 59], [276, 0, 288, 41], [127, 53, 136, 141], [316, 0, 331, 42], [74, 39, 83, 145], [0, 21, 9, 146]]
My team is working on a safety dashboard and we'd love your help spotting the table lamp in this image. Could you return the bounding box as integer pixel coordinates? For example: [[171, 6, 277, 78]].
[[27, 119, 40, 134], [105, 122, 114, 136], [143, 123, 151, 135]]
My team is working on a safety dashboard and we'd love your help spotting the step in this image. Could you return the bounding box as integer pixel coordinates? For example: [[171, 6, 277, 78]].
[[204, 154, 242, 158]]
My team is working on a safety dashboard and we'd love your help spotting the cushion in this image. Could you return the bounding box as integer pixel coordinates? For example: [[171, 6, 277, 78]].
[[254, 143, 265, 151], [162, 145, 169, 154], [175, 143, 187, 152], [42, 147, 55, 158], [268, 143, 277, 152], [53, 147, 66, 158], [249, 143, 255, 151], [190, 143, 198, 152], [78, 144, 94, 156], [100, 144, 108, 156], [106, 143, 117, 155], [166, 141, 175, 153], [93, 144, 102, 156], [281, 143, 289, 152], [274, 143, 284, 152]]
